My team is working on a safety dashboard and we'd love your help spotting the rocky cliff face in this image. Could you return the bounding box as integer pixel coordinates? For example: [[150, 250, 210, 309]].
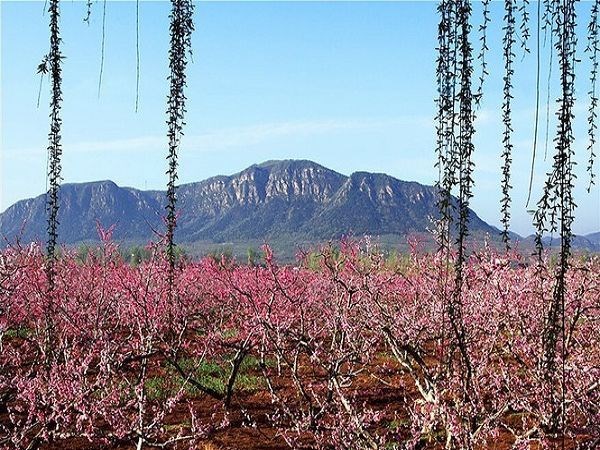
[[0, 160, 499, 245]]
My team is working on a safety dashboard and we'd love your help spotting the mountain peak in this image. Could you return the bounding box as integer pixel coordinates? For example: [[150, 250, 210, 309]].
[[254, 159, 329, 171], [1, 160, 501, 246]]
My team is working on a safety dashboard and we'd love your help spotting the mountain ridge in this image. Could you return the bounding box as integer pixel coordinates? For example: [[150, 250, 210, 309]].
[[1, 160, 597, 252]]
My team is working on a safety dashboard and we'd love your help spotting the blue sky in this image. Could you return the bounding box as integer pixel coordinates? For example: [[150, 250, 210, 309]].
[[1, 0, 599, 236]]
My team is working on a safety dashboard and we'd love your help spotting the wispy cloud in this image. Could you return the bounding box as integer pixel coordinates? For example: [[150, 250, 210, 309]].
[[4, 116, 432, 160]]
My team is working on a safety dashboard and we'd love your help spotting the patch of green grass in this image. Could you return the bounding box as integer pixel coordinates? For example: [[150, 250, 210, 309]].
[[221, 328, 239, 339], [146, 376, 172, 401], [3, 327, 30, 339], [189, 361, 227, 396], [239, 355, 276, 371], [234, 373, 264, 391], [174, 356, 268, 398]]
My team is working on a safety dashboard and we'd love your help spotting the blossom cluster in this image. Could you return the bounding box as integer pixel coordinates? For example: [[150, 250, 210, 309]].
[[0, 240, 597, 449]]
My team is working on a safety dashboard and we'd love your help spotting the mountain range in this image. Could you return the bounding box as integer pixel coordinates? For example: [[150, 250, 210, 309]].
[[1, 160, 598, 255]]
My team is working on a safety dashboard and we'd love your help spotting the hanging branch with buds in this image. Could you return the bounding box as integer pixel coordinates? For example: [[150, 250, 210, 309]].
[[435, 0, 477, 405], [84, 0, 93, 24], [165, 0, 194, 295], [453, 0, 476, 399], [501, 0, 517, 248], [44, 0, 63, 291], [474, 0, 491, 107], [435, 0, 457, 256], [543, 0, 560, 162], [519, 0, 532, 56], [532, 0, 577, 437], [586, 0, 600, 190]]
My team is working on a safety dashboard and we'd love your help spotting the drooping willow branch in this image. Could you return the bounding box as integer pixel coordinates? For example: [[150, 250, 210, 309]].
[[434, 0, 456, 373], [84, 0, 93, 24], [44, 0, 63, 290], [474, 0, 491, 108], [435, 0, 457, 256], [501, 0, 517, 248], [586, 0, 599, 190], [542, 0, 557, 44], [525, 0, 542, 208], [544, 0, 560, 162], [136, 0, 141, 113], [519, 0, 531, 57], [453, 0, 476, 398], [534, 0, 577, 436], [97, 0, 107, 98], [165, 0, 194, 293], [435, 0, 476, 405]]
